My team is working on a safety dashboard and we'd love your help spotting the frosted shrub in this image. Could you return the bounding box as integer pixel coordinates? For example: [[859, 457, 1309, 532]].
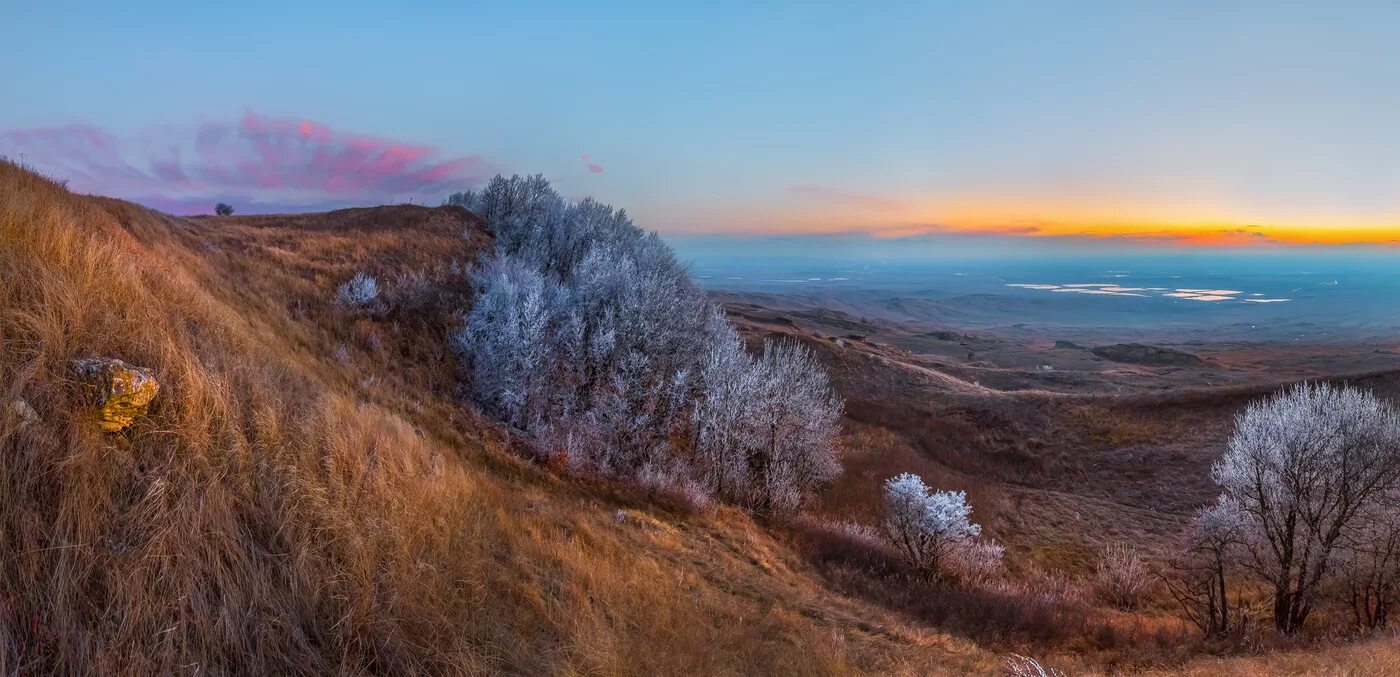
[[388, 269, 435, 313], [337, 271, 380, 308], [882, 473, 981, 577], [834, 521, 884, 548], [636, 462, 713, 512]]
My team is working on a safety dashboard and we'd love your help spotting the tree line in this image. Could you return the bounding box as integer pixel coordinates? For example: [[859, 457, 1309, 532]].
[[447, 176, 841, 512]]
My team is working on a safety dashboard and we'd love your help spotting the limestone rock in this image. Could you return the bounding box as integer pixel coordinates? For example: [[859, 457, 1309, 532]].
[[71, 357, 160, 432], [7, 398, 39, 429]]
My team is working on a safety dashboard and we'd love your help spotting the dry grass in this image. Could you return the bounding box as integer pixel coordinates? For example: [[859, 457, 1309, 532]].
[[0, 161, 1000, 674], [1151, 631, 1400, 676], [7, 159, 1400, 674], [728, 275, 1400, 673]]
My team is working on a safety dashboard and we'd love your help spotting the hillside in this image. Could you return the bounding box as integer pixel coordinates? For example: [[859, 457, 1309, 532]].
[[727, 300, 1400, 565], [4, 160, 1400, 675], [0, 161, 1007, 674], [723, 270, 1400, 672]]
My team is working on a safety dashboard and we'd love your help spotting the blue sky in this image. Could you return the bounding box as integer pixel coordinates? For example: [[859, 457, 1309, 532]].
[[5, 1, 1400, 246]]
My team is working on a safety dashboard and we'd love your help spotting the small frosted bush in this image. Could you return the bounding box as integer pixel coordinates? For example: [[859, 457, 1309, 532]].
[[337, 271, 380, 308]]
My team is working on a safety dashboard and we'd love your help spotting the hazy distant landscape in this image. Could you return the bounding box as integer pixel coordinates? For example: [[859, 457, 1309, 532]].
[[675, 238, 1400, 342]]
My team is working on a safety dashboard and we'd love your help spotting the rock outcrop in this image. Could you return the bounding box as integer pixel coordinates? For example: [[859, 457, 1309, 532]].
[[1090, 343, 1203, 367], [7, 398, 39, 429], [926, 330, 967, 341], [72, 357, 160, 432]]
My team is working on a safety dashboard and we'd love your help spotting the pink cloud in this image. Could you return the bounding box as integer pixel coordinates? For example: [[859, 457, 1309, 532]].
[[788, 184, 909, 212], [0, 109, 500, 214], [580, 152, 604, 174]]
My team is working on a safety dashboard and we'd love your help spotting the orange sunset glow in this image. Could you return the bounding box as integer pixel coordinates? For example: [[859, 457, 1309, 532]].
[[660, 196, 1400, 247]]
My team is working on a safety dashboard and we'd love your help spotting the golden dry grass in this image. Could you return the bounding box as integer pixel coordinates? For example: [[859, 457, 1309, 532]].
[[7, 160, 1400, 675], [0, 161, 1004, 675]]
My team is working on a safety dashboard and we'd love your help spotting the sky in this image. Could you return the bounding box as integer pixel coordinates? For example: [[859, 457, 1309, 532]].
[[5, 1, 1400, 248]]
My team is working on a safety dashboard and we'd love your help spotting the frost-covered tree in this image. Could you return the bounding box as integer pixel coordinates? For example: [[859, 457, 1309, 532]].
[[471, 174, 566, 262], [1333, 488, 1400, 630], [454, 255, 562, 430], [882, 473, 981, 577], [564, 240, 713, 471], [694, 319, 761, 499], [1162, 497, 1251, 636], [750, 340, 843, 512], [449, 174, 843, 511], [1213, 382, 1400, 633], [692, 330, 842, 511], [444, 189, 477, 210]]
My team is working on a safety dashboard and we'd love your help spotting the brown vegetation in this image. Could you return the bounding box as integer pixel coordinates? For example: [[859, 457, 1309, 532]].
[[0, 161, 996, 674], [727, 293, 1400, 672], [4, 158, 1399, 674]]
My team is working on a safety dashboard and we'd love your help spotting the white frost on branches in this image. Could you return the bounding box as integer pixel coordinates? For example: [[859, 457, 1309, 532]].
[[452, 174, 843, 511], [337, 271, 380, 308], [1212, 382, 1400, 633], [882, 473, 981, 576]]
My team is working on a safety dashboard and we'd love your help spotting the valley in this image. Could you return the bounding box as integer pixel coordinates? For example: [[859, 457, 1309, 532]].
[[720, 285, 1400, 671]]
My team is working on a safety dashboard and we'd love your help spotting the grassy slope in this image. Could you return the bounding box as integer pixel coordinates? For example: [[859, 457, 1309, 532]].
[[0, 162, 995, 675], [4, 161, 1396, 675]]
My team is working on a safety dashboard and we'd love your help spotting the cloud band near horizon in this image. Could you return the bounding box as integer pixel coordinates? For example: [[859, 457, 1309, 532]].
[[6, 111, 1400, 247], [0, 109, 499, 214]]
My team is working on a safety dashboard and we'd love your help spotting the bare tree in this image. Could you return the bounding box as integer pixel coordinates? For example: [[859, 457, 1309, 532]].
[[1213, 382, 1400, 633]]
